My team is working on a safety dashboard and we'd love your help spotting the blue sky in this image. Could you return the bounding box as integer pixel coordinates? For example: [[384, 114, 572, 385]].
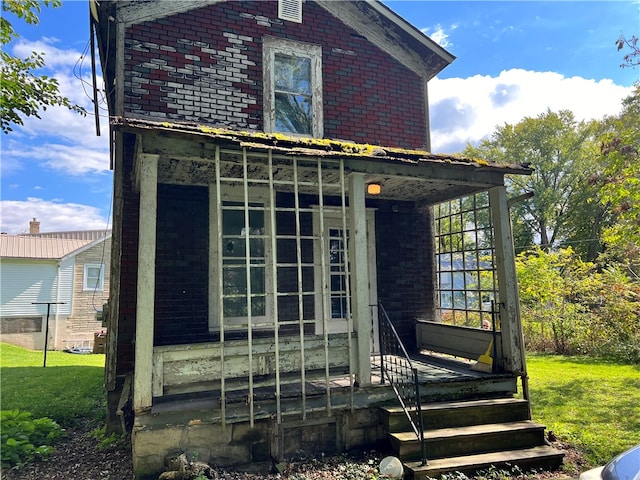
[[1, 0, 638, 234]]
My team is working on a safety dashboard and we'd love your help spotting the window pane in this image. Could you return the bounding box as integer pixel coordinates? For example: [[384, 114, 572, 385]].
[[223, 264, 266, 317], [274, 53, 312, 135], [221, 201, 266, 319], [275, 93, 311, 134], [274, 54, 310, 94], [331, 296, 347, 319], [86, 266, 102, 289]]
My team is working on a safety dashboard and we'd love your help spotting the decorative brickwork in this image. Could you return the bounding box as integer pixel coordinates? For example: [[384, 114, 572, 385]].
[[123, 1, 427, 149]]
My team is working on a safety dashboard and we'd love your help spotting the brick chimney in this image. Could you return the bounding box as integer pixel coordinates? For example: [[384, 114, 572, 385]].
[[29, 218, 40, 234]]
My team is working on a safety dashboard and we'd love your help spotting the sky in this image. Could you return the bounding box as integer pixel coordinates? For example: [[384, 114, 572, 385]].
[[1, 0, 638, 235]]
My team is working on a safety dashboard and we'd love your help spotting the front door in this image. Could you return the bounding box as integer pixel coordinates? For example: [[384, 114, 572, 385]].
[[313, 208, 378, 351]]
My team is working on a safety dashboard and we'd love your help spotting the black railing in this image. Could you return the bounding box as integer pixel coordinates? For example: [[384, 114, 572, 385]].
[[378, 303, 427, 466]]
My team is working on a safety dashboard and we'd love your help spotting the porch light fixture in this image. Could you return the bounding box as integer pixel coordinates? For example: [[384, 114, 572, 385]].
[[367, 183, 381, 195]]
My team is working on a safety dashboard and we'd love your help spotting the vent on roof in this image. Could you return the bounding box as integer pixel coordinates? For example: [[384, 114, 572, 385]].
[[278, 0, 302, 23]]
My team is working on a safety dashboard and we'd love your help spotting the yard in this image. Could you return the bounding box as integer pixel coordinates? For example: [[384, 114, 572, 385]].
[[1, 343, 638, 479]]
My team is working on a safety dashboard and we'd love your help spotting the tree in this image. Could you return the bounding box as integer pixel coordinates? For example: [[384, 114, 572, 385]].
[[464, 110, 597, 254], [0, 0, 85, 133], [597, 85, 640, 270], [616, 34, 640, 68]]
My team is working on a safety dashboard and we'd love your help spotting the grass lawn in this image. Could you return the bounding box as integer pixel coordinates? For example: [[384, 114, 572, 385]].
[[527, 353, 640, 466], [0, 343, 106, 426], [1, 343, 639, 470]]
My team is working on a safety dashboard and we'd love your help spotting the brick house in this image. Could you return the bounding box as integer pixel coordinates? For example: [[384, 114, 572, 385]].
[[92, 1, 562, 478]]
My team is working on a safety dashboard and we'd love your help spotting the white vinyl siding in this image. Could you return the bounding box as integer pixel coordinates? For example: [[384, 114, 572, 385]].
[[0, 259, 73, 317]]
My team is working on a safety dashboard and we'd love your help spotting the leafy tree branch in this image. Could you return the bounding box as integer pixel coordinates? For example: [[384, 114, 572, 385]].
[[0, 0, 86, 134]]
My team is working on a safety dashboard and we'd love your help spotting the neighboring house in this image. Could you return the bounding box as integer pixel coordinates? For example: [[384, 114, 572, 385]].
[[0, 227, 111, 351], [92, 1, 563, 478]]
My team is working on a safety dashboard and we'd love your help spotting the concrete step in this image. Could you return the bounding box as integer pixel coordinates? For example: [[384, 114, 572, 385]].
[[405, 445, 565, 479], [390, 420, 547, 461]]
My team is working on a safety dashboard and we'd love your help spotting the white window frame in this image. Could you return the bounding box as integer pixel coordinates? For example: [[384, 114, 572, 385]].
[[263, 36, 323, 138], [209, 186, 273, 331], [278, 0, 302, 23], [83, 263, 104, 291], [313, 208, 377, 337]]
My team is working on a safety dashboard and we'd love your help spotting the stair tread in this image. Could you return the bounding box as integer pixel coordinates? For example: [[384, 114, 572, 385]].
[[405, 445, 565, 473], [391, 420, 546, 443], [382, 397, 527, 414]]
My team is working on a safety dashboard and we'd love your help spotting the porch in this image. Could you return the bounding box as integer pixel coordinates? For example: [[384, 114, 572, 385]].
[[111, 122, 536, 477], [148, 346, 517, 420]]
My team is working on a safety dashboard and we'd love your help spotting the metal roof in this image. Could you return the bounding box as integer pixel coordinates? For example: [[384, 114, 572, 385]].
[[0, 235, 94, 260]]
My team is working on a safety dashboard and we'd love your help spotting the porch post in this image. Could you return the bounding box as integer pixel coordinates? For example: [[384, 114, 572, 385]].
[[134, 154, 159, 412], [489, 186, 524, 373], [348, 173, 371, 385]]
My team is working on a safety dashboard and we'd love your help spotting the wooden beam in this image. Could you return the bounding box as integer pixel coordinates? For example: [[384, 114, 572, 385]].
[[136, 134, 511, 187], [489, 186, 524, 373], [133, 154, 159, 412], [348, 173, 371, 385]]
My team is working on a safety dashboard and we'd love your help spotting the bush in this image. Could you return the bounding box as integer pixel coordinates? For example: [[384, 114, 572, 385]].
[[516, 247, 640, 362], [1, 410, 65, 469]]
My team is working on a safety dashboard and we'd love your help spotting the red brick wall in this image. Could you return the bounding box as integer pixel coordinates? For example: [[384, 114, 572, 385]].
[[374, 202, 435, 352], [114, 134, 139, 376], [124, 1, 427, 149], [155, 184, 210, 345]]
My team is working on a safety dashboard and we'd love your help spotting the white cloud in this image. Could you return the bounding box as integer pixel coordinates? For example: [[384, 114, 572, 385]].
[[3, 39, 110, 177], [12, 38, 87, 70], [429, 69, 633, 153], [1, 198, 110, 235], [3, 142, 110, 176], [421, 24, 457, 48]]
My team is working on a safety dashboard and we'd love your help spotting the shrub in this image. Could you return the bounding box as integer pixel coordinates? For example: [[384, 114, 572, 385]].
[[0, 410, 65, 469], [516, 247, 640, 362]]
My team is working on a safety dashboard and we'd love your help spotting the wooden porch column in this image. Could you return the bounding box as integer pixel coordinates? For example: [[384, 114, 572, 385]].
[[489, 186, 525, 373], [133, 154, 159, 412], [348, 173, 371, 385]]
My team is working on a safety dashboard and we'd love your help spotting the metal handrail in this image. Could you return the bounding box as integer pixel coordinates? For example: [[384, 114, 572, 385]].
[[378, 302, 427, 466]]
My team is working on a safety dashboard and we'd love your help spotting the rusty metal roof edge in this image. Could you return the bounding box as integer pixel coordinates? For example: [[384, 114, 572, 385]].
[[111, 117, 532, 175]]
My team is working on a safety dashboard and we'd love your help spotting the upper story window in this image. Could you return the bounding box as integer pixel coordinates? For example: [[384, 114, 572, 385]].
[[263, 37, 323, 138], [84, 264, 104, 291]]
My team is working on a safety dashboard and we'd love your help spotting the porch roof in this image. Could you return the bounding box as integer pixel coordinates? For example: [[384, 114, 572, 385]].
[[112, 117, 532, 204]]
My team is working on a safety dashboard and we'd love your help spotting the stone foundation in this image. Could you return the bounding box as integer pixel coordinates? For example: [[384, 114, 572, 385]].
[[132, 407, 386, 479]]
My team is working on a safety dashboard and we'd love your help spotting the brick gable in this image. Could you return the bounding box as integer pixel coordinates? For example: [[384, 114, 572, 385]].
[[124, 1, 426, 149]]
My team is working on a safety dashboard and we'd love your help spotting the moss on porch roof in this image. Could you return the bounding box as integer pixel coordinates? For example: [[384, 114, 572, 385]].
[[111, 117, 532, 175]]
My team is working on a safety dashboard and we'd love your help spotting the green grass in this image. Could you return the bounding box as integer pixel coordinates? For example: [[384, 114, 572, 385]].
[[0, 343, 106, 426], [527, 353, 640, 466], [2, 343, 639, 470]]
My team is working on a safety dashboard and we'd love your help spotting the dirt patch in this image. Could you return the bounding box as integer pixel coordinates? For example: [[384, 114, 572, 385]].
[[1, 419, 134, 480], [0, 421, 588, 480]]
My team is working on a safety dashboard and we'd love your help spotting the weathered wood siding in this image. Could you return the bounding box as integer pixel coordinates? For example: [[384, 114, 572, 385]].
[[153, 334, 354, 397], [416, 320, 503, 361]]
